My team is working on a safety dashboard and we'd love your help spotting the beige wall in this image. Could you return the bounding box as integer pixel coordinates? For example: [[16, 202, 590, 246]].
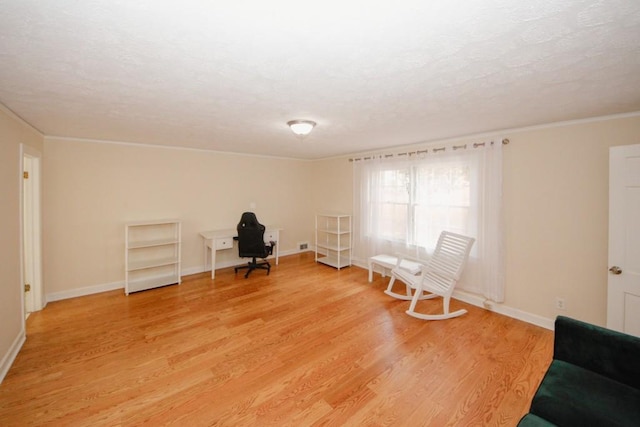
[[311, 156, 354, 215], [43, 138, 315, 294], [503, 116, 640, 325], [4, 108, 640, 380], [45, 115, 635, 326], [0, 107, 43, 376], [312, 114, 640, 327]]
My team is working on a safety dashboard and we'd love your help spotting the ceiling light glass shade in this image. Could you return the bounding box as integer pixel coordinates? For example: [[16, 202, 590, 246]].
[[287, 120, 316, 136]]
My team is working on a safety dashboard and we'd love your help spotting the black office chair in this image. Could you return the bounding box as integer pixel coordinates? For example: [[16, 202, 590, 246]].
[[234, 212, 275, 278]]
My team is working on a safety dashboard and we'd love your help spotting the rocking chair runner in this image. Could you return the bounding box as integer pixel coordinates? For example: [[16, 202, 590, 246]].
[[384, 231, 475, 320]]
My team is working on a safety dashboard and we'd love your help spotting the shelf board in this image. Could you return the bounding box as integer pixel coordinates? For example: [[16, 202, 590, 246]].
[[317, 228, 351, 234], [126, 274, 181, 294], [317, 256, 351, 269], [316, 243, 351, 251], [317, 213, 351, 218], [127, 257, 179, 271], [126, 219, 180, 226], [127, 238, 179, 249]]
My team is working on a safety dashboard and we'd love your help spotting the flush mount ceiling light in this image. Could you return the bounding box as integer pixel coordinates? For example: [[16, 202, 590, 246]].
[[287, 120, 316, 137]]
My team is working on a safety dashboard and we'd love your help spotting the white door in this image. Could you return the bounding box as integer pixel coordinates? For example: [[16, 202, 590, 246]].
[[607, 144, 640, 337]]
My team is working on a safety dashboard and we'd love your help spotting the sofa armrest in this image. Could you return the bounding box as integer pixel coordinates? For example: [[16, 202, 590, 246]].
[[554, 316, 640, 389]]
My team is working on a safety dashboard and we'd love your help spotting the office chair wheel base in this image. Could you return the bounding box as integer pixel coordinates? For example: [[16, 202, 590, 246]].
[[234, 260, 271, 278]]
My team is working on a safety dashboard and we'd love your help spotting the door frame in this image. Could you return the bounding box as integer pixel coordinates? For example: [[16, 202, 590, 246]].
[[19, 144, 44, 321]]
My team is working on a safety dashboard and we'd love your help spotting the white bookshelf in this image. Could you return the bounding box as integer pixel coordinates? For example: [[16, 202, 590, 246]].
[[315, 213, 352, 269], [125, 220, 181, 294]]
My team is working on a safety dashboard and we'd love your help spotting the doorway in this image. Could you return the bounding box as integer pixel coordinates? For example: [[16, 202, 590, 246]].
[[607, 143, 640, 337], [21, 145, 43, 318]]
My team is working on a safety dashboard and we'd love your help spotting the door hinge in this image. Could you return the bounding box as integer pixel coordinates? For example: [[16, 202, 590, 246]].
[[23, 171, 29, 179], [24, 283, 31, 292]]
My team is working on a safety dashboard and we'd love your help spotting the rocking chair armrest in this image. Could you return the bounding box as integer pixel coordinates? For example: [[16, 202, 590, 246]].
[[391, 266, 421, 287], [388, 253, 426, 276]]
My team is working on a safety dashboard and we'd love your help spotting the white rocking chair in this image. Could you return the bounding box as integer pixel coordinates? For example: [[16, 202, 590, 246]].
[[384, 231, 475, 320]]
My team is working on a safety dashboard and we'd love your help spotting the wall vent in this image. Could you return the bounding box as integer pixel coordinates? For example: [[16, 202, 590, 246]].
[[298, 242, 309, 251]]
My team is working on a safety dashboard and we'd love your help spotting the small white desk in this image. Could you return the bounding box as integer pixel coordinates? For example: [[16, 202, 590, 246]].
[[200, 227, 281, 279]]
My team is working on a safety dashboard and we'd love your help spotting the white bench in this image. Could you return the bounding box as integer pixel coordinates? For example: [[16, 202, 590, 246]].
[[368, 254, 423, 283]]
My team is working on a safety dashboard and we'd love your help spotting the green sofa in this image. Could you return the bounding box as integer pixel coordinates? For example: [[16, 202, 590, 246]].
[[518, 316, 640, 427]]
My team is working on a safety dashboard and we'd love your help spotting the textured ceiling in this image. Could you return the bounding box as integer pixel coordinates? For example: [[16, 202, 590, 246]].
[[1, 0, 639, 159]]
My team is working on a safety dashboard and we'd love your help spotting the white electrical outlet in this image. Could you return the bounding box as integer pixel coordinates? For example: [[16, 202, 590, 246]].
[[555, 297, 566, 310]]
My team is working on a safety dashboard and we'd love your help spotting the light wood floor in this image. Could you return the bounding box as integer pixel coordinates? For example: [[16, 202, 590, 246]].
[[0, 253, 553, 426]]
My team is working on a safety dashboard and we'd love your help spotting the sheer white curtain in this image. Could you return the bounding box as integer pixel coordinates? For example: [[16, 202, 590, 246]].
[[353, 141, 504, 302]]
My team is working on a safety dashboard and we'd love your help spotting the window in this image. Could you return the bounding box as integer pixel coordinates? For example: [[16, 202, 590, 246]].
[[366, 159, 474, 250], [370, 167, 410, 242], [353, 141, 504, 301]]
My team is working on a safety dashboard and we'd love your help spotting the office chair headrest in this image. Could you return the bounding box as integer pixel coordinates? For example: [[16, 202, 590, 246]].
[[238, 212, 259, 228]]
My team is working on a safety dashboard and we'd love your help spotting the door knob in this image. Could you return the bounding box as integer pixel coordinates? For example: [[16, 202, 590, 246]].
[[609, 266, 622, 275]]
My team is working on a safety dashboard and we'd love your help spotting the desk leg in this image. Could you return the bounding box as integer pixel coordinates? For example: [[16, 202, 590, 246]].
[[203, 240, 208, 272], [203, 239, 216, 280], [210, 244, 216, 279]]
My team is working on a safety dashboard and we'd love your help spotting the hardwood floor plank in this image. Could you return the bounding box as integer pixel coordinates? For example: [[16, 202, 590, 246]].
[[0, 253, 553, 426]]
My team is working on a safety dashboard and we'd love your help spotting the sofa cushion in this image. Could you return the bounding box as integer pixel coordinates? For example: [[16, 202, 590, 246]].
[[530, 359, 640, 427], [517, 413, 557, 426]]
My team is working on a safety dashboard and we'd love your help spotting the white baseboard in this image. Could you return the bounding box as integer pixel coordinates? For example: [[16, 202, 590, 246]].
[[9, 250, 552, 385], [452, 291, 554, 330], [0, 328, 26, 384], [45, 250, 557, 330], [352, 258, 555, 331], [47, 280, 124, 302], [46, 248, 304, 302]]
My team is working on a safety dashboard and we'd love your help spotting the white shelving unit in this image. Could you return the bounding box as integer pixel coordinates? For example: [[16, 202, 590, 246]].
[[315, 213, 352, 269], [125, 220, 181, 294]]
